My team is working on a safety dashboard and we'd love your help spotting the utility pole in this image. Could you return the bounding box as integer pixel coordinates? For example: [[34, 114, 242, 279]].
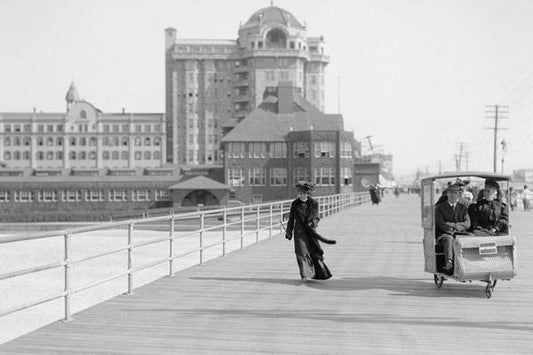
[[485, 105, 508, 173], [455, 142, 468, 171]]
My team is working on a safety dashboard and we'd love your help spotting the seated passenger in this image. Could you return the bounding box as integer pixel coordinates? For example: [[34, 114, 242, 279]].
[[469, 179, 509, 236], [435, 183, 471, 272]]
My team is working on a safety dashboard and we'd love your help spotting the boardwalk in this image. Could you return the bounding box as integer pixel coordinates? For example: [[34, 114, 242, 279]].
[[1, 195, 533, 354]]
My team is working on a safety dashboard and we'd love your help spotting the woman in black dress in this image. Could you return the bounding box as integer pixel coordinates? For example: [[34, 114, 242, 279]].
[[285, 181, 333, 282]]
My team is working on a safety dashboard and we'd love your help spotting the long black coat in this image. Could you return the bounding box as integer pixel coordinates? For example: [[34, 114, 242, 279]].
[[286, 197, 323, 258], [469, 199, 508, 235]]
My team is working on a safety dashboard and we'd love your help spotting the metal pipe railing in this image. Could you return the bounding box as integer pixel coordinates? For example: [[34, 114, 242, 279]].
[[0, 191, 369, 324]]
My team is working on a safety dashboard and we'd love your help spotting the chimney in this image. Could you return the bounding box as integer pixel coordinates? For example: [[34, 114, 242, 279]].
[[278, 81, 294, 114]]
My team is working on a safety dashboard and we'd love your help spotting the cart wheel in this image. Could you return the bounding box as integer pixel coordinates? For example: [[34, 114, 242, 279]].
[[491, 280, 497, 290], [434, 274, 444, 289], [485, 284, 493, 298]]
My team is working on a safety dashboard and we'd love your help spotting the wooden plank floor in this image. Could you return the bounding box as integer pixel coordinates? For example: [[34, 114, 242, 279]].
[[2, 195, 533, 354]]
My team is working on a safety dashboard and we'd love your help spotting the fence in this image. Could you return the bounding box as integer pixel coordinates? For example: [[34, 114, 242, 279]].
[[0, 192, 369, 324]]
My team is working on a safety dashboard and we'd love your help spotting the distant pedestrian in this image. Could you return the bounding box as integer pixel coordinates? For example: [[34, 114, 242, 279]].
[[523, 185, 531, 211], [285, 181, 334, 282], [369, 185, 381, 205]]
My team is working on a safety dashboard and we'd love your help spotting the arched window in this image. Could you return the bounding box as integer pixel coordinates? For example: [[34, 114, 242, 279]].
[[23, 137, 31, 146], [69, 151, 76, 160], [23, 151, 30, 160], [154, 137, 161, 146], [37, 138, 44, 146], [135, 151, 142, 160], [56, 151, 63, 160], [144, 151, 151, 160], [13, 151, 21, 160], [121, 137, 129, 146], [135, 137, 142, 146], [4, 151, 12, 160], [79, 151, 87, 160], [4, 137, 11, 146], [80, 110, 87, 119], [56, 137, 63, 146], [70, 137, 76, 146], [79, 137, 87, 146], [154, 151, 161, 160], [266, 28, 287, 49], [14, 137, 21, 146], [112, 137, 119, 146], [46, 137, 54, 146], [144, 137, 151, 146], [89, 137, 97, 146], [46, 151, 54, 160], [89, 151, 97, 160], [37, 151, 44, 160]]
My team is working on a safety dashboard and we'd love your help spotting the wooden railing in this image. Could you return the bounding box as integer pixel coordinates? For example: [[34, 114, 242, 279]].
[[0, 192, 369, 323]]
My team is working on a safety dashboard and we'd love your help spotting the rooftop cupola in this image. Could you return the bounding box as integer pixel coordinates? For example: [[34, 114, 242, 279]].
[[65, 81, 80, 111]]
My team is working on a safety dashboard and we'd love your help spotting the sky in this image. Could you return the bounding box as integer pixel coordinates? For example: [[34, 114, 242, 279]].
[[0, 0, 532, 176]]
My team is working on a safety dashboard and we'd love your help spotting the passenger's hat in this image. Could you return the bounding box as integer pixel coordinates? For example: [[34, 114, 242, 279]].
[[446, 183, 463, 193], [485, 179, 500, 190], [295, 181, 316, 193]]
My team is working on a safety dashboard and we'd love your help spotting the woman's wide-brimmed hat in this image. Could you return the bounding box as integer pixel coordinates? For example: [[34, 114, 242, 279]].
[[295, 181, 316, 193]]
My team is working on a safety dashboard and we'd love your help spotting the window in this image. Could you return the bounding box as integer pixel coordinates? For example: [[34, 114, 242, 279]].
[[80, 110, 87, 119], [249, 168, 266, 186], [89, 137, 97, 146], [155, 189, 170, 201], [24, 137, 31, 146], [4, 125, 11, 132], [135, 151, 142, 160], [144, 125, 151, 133], [36, 151, 44, 160], [279, 71, 289, 81], [14, 137, 21, 146], [0, 191, 10, 202], [47, 124, 54, 132], [46, 151, 54, 160], [314, 142, 336, 158], [38, 190, 57, 202], [265, 71, 274, 81], [315, 168, 336, 186], [13, 151, 21, 160], [341, 142, 352, 158], [135, 125, 142, 133], [270, 168, 287, 186], [57, 151, 64, 160], [121, 151, 129, 160], [69, 151, 76, 160], [249, 142, 266, 158], [14, 191, 33, 202], [89, 151, 96, 160], [228, 142, 245, 158], [269, 142, 287, 158], [252, 195, 263, 204], [293, 142, 309, 158], [144, 151, 151, 160], [144, 137, 151, 146], [86, 190, 104, 202], [112, 151, 119, 160], [4, 137, 11, 146], [109, 190, 128, 202], [342, 167, 353, 186], [293, 167, 309, 183], [103, 151, 110, 160], [62, 190, 81, 202], [70, 137, 77, 146], [133, 190, 151, 201], [103, 124, 110, 133], [135, 137, 142, 146], [112, 125, 119, 133], [154, 138, 161, 146], [228, 168, 245, 187], [79, 137, 87, 146], [121, 124, 129, 132], [56, 137, 63, 146], [122, 137, 129, 146]]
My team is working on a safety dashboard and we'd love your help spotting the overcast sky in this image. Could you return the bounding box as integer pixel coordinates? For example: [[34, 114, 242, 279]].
[[1, 0, 532, 176]]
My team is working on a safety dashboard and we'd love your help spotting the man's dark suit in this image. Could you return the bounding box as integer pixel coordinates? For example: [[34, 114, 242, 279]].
[[434, 201, 471, 273]]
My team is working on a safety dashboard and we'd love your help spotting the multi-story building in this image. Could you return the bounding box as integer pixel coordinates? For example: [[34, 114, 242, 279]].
[[222, 83, 359, 204], [165, 4, 329, 165], [0, 83, 166, 170]]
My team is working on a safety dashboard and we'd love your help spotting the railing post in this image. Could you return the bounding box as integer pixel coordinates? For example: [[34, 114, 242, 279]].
[[256, 205, 260, 244], [280, 202, 284, 222], [200, 213, 204, 265], [240, 207, 245, 249], [127, 223, 134, 294], [269, 204, 273, 239], [63, 233, 72, 322], [222, 210, 227, 256], [168, 213, 175, 277]]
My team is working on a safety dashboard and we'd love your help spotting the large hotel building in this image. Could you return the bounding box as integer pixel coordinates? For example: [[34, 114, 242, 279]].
[[0, 4, 376, 221], [164, 5, 329, 165]]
